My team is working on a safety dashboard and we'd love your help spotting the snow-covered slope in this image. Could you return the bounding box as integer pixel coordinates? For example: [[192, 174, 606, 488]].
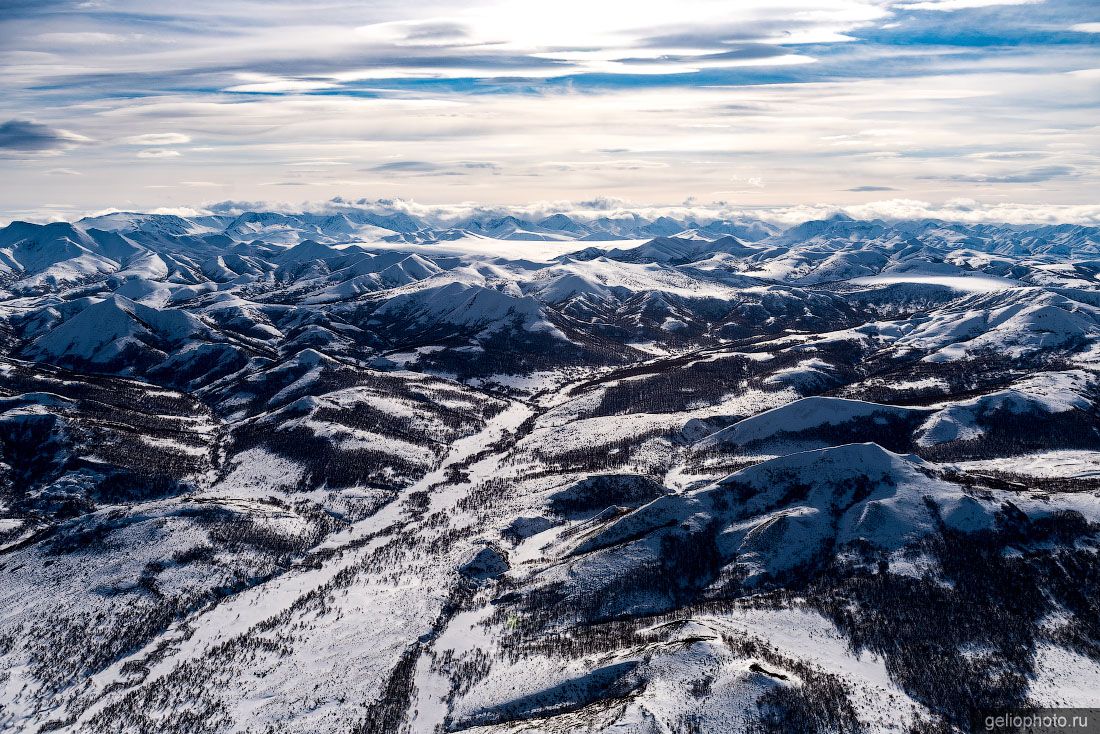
[[0, 210, 1098, 734]]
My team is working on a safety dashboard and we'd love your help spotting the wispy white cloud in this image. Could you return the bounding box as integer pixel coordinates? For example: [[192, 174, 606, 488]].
[[224, 74, 340, 94], [122, 132, 191, 145], [893, 0, 1042, 10], [926, 164, 1080, 183], [35, 31, 129, 44], [136, 149, 181, 158]]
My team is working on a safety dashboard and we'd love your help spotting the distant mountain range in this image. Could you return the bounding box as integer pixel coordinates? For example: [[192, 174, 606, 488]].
[[70, 207, 785, 245], [69, 207, 1100, 250]]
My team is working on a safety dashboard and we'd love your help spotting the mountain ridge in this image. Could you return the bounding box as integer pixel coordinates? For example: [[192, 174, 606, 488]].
[[0, 208, 1097, 733]]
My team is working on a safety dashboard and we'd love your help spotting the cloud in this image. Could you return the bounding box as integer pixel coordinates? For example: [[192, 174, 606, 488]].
[[398, 21, 472, 44], [730, 174, 766, 189], [3, 0, 888, 98], [369, 160, 501, 174], [1071, 23, 1100, 33], [2, 0, 1098, 216], [35, 32, 127, 45], [122, 133, 191, 145], [930, 165, 1078, 183], [0, 119, 89, 155], [205, 200, 273, 215], [224, 74, 339, 94], [371, 160, 442, 172], [183, 195, 1100, 228], [575, 196, 629, 210], [893, 0, 1042, 10], [824, 198, 1100, 225], [147, 206, 212, 217], [43, 168, 83, 176], [136, 149, 182, 158], [848, 185, 898, 191], [285, 159, 350, 167], [966, 151, 1046, 161]]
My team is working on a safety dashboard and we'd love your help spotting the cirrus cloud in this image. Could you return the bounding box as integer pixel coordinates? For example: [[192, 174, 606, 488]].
[[122, 133, 191, 145], [136, 149, 182, 159], [0, 0, 1097, 218]]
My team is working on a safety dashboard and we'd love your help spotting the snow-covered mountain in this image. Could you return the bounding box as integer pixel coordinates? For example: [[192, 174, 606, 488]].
[[0, 209, 1098, 733]]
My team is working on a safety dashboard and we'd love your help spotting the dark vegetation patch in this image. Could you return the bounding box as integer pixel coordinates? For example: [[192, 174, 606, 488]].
[[0, 361, 216, 523], [734, 635, 863, 734], [492, 480, 1099, 728], [844, 354, 1081, 407], [529, 429, 670, 474], [382, 314, 630, 379], [591, 355, 756, 416], [730, 409, 930, 456], [807, 514, 1100, 727], [19, 499, 335, 696], [351, 644, 421, 734], [547, 474, 668, 519], [917, 405, 1100, 462]]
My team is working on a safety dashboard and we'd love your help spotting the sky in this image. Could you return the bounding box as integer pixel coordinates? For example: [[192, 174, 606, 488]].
[[0, 0, 1098, 224]]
